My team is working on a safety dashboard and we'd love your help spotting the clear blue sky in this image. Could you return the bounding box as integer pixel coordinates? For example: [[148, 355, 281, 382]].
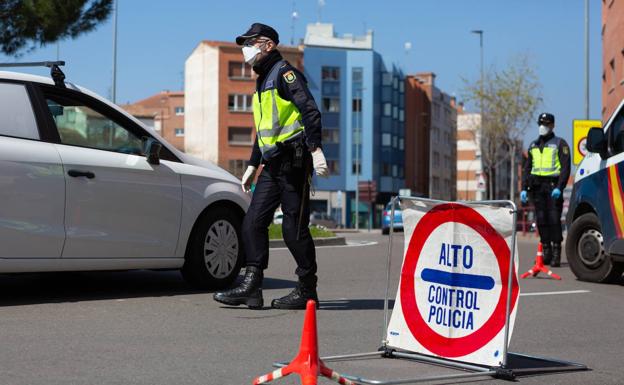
[[1, 0, 602, 147]]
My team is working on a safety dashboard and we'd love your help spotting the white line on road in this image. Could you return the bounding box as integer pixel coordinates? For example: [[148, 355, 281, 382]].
[[520, 290, 591, 297], [271, 241, 378, 251]]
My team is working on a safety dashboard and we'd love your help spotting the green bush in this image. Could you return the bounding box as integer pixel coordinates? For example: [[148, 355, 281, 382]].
[[268, 224, 335, 240]]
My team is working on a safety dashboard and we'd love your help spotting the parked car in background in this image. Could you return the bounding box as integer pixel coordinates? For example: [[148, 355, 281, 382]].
[[382, 202, 403, 235], [309, 211, 337, 229], [0, 65, 250, 289]]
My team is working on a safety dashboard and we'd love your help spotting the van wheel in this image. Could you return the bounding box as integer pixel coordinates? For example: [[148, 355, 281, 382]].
[[182, 206, 244, 290], [565, 212, 624, 283]]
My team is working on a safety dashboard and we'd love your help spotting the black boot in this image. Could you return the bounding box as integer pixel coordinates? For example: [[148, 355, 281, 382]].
[[271, 276, 318, 310], [213, 266, 263, 309], [542, 243, 553, 265], [551, 243, 562, 267]]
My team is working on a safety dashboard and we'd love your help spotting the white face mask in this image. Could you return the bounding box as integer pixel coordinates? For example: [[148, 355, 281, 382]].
[[242, 45, 262, 65], [539, 124, 552, 136]]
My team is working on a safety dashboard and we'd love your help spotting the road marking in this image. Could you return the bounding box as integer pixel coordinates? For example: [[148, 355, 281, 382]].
[[271, 240, 378, 251], [520, 290, 590, 297]]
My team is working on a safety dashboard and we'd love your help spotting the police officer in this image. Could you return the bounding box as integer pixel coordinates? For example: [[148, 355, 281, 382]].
[[214, 23, 328, 309], [521, 113, 571, 267]]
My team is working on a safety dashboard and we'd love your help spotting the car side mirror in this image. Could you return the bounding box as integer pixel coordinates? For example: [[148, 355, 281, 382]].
[[143, 138, 162, 165], [586, 127, 608, 159]]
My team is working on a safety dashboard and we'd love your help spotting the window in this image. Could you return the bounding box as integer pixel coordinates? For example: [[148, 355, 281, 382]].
[[322, 129, 339, 143], [433, 176, 440, 192], [352, 160, 361, 175], [433, 151, 440, 167], [228, 94, 252, 112], [353, 128, 361, 145], [322, 98, 340, 112], [399, 138, 404, 150], [399, 109, 404, 122], [327, 160, 340, 175], [392, 164, 398, 177], [228, 159, 247, 178], [0, 83, 39, 140], [228, 61, 253, 79], [322, 67, 340, 81], [174, 106, 184, 116], [175, 128, 185, 137], [352, 68, 363, 82], [392, 106, 398, 119], [383, 103, 392, 116], [610, 107, 624, 154], [393, 77, 399, 90], [382, 133, 391, 146], [382, 72, 393, 86], [45, 93, 143, 155], [382, 162, 391, 176], [399, 81, 405, 93], [610, 59, 616, 91], [352, 98, 362, 112], [228, 127, 253, 145]]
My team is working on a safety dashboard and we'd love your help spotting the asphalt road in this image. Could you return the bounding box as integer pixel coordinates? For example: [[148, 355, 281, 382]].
[[0, 231, 622, 385]]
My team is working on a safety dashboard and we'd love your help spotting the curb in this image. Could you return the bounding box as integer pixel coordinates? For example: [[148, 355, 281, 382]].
[[269, 236, 346, 248]]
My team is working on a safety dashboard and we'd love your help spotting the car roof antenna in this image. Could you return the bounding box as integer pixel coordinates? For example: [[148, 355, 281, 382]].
[[0, 61, 66, 88]]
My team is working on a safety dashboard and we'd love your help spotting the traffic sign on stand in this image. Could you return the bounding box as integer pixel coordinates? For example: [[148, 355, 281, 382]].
[[386, 201, 520, 366], [358, 180, 377, 202], [573, 119, 602, 165]]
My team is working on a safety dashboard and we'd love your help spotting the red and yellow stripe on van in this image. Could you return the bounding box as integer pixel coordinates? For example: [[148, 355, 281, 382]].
[[607, 164, 624, 238]]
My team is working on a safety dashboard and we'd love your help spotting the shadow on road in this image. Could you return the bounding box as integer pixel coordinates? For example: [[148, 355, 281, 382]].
[[0, 271, 295, 307], [319, 298, 395, 310]]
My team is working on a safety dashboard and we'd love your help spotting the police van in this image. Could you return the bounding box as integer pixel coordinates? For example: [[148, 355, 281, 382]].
[[566, 99, 624, 283]]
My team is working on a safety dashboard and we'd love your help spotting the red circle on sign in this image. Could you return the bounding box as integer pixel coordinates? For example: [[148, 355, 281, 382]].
[[578, 137, 587, 156], [400, 203, 519, 358]]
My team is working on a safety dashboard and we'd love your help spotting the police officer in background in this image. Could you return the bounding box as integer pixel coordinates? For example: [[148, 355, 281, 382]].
[[214, 23, 328, 309], [521, 113, 571, 267]]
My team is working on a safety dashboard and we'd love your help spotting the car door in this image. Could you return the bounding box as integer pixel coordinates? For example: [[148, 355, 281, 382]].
[[38, 85, 183, 259], [0, 81, 65, 258]]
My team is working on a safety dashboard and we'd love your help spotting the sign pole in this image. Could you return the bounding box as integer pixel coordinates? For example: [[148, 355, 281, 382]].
[[502, 201, 518, 367]]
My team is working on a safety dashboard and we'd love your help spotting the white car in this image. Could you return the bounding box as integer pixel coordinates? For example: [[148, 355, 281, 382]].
[[0, 64, 250, 289]]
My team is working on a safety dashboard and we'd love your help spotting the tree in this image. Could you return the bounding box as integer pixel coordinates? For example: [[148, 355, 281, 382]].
[[462, 55, 542, 200], [0, 0, 113, 56]]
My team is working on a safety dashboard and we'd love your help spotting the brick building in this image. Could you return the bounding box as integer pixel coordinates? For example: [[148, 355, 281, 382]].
[[184, 41, 303, 177], [602, 0, 624, 120], [121, 91, 185, 151], [404, 72, 457, 200]]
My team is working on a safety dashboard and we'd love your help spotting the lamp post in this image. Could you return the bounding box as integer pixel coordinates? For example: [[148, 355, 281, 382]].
[[354, 88, 361, 230], [111, 0, 118, 104], [471, 29, 485, 198], [584, 0, 589, 119]]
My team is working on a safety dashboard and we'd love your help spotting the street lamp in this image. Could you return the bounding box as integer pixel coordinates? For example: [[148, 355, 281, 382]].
[[471, 29, 485, 198]]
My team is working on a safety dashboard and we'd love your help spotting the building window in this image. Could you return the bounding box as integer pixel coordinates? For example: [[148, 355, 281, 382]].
[[393, 77, 399, 90], [229, 61, 253, 79], [353, 67, 363, 82], [322, 98, 340, 112], [352, 98, 362, 112], [382, 133, 391, 146], [392, 135, 398, 148], [399, 109, 404, 122], [433, 151, 440, 167], [352, 160, 361, 175], [175, 106, 184, 116], [228, 127, 253, 145], [228, 94, 252, 112], [382, 72, 392, 86], [610, 58, 616, 91], [327, 160, 340, 175], [433, 176, 440, 192], [392, 106, 398, 119], [322, 67, 340, 81], [228, 159, 247, 178], [175, 128, 185, 137], [383, 103, 392, 116], [392, 164, 398, 177], [399, 81, 405, 93], [399, 138, 404, 150], [382, 162, 391, 176], [322, 129, 340, 143]]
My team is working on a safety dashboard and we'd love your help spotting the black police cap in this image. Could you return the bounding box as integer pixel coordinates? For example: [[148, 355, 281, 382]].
[[236, 23, 279, 46], [538, 112, 555, 125]]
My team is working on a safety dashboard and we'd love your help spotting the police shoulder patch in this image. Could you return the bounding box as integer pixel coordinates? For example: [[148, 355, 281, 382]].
[[562, 146, 569, 155], [283, 70, 296, 84]]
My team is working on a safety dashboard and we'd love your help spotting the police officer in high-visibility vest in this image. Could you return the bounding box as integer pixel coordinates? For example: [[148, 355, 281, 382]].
[[214, 23, 328, 309], [521, 113, 571, 267]]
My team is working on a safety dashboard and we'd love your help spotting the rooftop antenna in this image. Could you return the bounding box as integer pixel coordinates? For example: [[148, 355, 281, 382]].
[[317, 0, 325, 23], [291, 1, 298, 45]]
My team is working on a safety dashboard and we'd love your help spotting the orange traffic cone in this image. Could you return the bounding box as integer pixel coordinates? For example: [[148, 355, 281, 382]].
[[253, 300, 355, 385], [521, 243, 562, 280]]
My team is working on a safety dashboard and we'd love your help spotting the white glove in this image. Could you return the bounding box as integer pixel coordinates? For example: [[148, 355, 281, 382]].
[[312, 148, 329, 177], [241, 165, 257, 193]]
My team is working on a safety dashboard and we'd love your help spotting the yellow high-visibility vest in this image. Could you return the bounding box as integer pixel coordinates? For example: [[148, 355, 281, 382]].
[[252, 60, 304, 159], [530, 136, 562, 177]]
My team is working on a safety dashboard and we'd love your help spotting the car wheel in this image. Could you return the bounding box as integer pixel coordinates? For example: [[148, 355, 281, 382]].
[[566, 212, 624, 283], [182, 206, 244, 290]]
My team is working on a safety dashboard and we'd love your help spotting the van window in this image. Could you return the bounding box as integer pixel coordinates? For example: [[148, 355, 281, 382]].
[[610, 107, 624, 154], [0, 83, 39, 140]]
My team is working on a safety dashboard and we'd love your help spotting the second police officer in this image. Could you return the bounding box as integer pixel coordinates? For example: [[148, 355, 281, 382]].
[[214, 23, 328, 310], [521, 113, 571, 267]]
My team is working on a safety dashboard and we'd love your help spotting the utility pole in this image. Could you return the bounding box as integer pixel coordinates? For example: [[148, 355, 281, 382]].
[[290, 1, 298, 45], [354, 88, 360, 230], [111, 0, 118, 104]]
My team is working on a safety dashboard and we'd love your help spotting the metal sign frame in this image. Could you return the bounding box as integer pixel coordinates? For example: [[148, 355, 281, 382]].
[[272, 196, 588, 384]]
